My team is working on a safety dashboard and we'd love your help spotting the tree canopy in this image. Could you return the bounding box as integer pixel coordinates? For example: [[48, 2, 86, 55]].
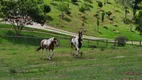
[[0, 0, 51, 35]]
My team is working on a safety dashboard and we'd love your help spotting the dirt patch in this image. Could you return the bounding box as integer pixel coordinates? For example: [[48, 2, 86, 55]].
[[123, 71, 142, 76], [114, 56, 125, 59]]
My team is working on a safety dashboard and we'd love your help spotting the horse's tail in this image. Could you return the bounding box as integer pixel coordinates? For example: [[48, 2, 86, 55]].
[[36, 46, 42, 52]]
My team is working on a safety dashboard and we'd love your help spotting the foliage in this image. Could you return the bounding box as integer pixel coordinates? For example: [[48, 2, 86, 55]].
[[106, 11, 112, 16], [97, 1, 103, 8], [71, 0, 78, 3], [43, 4, 51, 14], [83, 0, 93, 3], [0, 0, 51, 35], [106, 11, 112, 19], [122, 18, 133, 24], [79, 5, 86, 13], [115, 36, 128, 46], [79, 2, 92, 13], [101, 10, 105, 22], [135, 10, 142, 35], [57, 2, 71, 18]]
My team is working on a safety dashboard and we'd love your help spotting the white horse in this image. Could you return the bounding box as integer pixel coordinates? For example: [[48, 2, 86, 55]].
[[36, 37, 59, 60], [70, 31, 83, 56]]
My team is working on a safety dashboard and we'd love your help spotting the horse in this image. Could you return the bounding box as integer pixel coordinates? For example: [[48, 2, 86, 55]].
[[70, 31, 83, 56], [36, 37, 59, 60]]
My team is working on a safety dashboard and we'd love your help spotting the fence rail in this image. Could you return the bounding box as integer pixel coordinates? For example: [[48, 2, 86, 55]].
[[0, 36, 142, 48]]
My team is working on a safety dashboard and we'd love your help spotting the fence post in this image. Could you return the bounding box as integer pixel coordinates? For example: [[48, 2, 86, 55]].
[[58, 38, 60, 47], [0, 37, 2, 45], [36, 38, 38, 46], [12, 36, 15, 45], [97, 40, 99, 47], [132, 41, 133, 46], [106, 40, 108, 47], [88, 40, 90, 48], [140, 41, 141, 46], [24, 36, 26, 46]]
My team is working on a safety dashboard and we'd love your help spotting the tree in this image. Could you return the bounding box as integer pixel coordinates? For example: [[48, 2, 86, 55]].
[[97, 1, 103, 9], [106, 11, 112, 19], [57, 2, 71, 18], [101, 10, 105, 22], [115, 0, 142, 18], [135, 10, 142, 35], [0, 0, 51, 35]]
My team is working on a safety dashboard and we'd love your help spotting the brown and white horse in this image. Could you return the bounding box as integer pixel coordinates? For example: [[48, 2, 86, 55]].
[[36, 37, 59, 60], [70, 31, 83, 56]]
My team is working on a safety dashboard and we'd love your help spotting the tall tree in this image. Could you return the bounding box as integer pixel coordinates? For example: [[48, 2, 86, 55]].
[[0, 0, 51, 35]]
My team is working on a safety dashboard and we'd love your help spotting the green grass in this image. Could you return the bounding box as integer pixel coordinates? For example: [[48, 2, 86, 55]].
[[0, 23, 142, 80], [0, 45, 142, 80]]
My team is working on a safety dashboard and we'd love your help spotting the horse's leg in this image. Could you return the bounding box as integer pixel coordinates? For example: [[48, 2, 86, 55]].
[[40, 48, 44, 59], [75, 45, 80, 56], [46, 49, 50, 60], [71, 45, 75, 56], [50, 49, 54, 59]]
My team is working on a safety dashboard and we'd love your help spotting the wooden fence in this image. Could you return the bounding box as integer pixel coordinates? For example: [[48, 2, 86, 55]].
[[0, 36, 142, 48]]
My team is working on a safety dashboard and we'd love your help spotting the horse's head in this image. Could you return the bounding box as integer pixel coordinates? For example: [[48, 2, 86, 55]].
[[53, 38, 59, 47], [78, 31, 83, 39]]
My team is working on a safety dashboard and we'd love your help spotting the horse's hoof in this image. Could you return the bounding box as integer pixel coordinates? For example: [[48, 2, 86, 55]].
[[75, 55, 79, 57], [72, 54, 75, 56]]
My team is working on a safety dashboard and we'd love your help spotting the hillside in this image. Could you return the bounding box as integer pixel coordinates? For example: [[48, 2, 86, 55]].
[[43, 0, 142, 40]]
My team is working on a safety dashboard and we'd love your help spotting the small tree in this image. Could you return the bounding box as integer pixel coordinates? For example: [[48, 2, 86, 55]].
[[79, 5, 86, 13], [43, 4, 51, 15], [101, 10, 105, 22], [96, 17, 100, 32], [57, 2, 71, 18], [98, 1, 103, 9], [106, 11, 112, 19]]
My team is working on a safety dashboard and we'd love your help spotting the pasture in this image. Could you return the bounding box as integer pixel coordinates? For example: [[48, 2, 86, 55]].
[[0, 44, 142, 80], [0, 24, 142, 80]]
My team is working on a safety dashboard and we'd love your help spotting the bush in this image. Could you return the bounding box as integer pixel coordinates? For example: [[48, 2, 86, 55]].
[[71, 0, 78, 3], [106, 11, 112, 16], [97, 1, 103, 8], [115, 36, 128, 46], [122, 18, 133, 24], [79, 6, 86, 13]]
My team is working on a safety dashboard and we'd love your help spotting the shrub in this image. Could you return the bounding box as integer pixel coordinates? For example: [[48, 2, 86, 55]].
[[79, 6, 86, 13], [122, 18, 133, 24], [97, 1, 103, 8], [106, 11, 112, 16], [71, 0, 78, 3], [9, 68, 17, 74], [115, 36, 128, 46]]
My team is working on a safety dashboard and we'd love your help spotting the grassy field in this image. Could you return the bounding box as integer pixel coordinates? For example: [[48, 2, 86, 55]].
[[0, 24, 142, 80], [0, 44, 142, 80]]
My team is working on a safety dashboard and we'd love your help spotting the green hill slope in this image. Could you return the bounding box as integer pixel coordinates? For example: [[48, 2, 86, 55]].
[[43, 0, 142, 40]]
